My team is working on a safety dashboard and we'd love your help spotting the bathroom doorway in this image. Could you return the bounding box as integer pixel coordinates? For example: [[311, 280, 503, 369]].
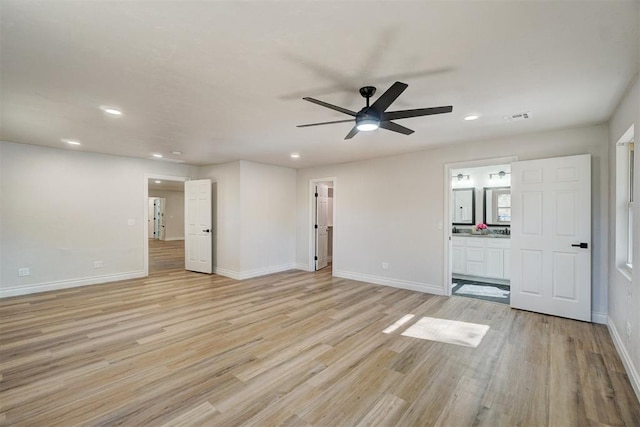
[[444, 158, 516, 304]]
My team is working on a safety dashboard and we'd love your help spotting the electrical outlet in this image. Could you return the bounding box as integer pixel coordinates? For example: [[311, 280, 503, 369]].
[[627, 322, 632, 340], [93, 261, 103, 268], [381, 262, 389, 270], [18, 267, 30, 277]]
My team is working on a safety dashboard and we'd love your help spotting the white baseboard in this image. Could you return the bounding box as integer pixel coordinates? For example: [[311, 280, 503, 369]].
[[214, 263, 297, 281], [591, 311, 607, 325], [295, 262, 312, 271], [333, 270, 446, 296], [608, 317, 640, 403], [1, 270, 146, 298], [213, 267, 241, 280], [163, 237, 185, 241], [237, 263, 296, 280]]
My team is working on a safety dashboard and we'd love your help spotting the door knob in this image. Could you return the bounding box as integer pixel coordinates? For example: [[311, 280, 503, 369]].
[[202, 229, 211, 233], [571, 242, 588, 249]]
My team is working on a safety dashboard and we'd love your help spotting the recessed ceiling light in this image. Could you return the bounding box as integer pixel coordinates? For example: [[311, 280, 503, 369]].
[[100, 106, 123, 116], [290, 153, 300, 159], [62, 139, 81, 146], [170, 150, 182, 155], [464, 115, 480, 121], [152, 153, 163, 158], [155, 180, 161, 184]]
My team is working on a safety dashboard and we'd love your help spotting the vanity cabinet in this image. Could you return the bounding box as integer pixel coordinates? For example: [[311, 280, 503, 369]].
[[452, 236, 510, 280]]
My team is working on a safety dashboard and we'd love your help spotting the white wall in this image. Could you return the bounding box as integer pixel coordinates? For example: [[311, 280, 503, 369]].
[[0, 141, 197, 297], [148, 190, 185, 240], [608, 75, 640, 400], [296, 124, 609, 315], [239, 161, 296, 278], [197, 160, 296, 279], [197, 161, 241, 275]]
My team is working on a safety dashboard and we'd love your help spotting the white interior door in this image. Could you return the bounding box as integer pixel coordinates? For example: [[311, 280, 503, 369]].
[[185, 179, 213, 274], [158, 198, 166, 241], [315, 184, 329, 270], [511, 154, 591, 321], [148, 198, 156, 239]]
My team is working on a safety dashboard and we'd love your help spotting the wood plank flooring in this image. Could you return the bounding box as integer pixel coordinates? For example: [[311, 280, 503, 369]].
[[149, 239, 184, 273], [1, 268, 639, 426]]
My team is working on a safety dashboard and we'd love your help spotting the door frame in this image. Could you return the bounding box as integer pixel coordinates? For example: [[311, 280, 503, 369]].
[[442, 157, 517, 296], [144, 174, 188, 276], [308, 177, 337, 272]]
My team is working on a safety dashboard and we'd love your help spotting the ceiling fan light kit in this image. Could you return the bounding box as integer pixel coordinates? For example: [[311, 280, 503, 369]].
[[298, 81, 453, 140]]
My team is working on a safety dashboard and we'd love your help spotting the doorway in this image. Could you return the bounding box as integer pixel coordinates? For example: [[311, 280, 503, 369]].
[[309, 177, 336, 272], [443, 157, 517, 301], [144, 174, 187, 275]]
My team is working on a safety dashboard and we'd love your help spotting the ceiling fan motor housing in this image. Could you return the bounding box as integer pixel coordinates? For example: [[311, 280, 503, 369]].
[[359, 86, 376, 99]]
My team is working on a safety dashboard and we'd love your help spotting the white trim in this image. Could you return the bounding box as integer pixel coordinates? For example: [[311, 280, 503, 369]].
[[443, 156, 518, 297], [333, 269, 446, 296], [308, 177, 337, 272], [1, 271, 146, 298], [607, 317, 640, 402], [214, 263, 297, 281], [237, 263, 296, 280], [163, 237, 185, 241], [590, 311, 607, 325], [144, 174, 188, 276], [295, 263, 312, 271], [213, 267, 241, 280]]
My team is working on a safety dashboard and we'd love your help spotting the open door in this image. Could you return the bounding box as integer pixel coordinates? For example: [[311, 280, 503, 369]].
[[157, 198, 166, 241], [510, 154, 591, 321], [315, 184, 329, 270], [185, 179, 213, 274]]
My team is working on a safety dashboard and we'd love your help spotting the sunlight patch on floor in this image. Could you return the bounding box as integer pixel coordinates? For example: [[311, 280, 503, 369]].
[[382, 314, 415, 334], [401, 316, 489, 348]]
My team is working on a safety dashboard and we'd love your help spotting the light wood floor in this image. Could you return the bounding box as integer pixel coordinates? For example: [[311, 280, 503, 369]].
[[1, 268, 639, 426], [149, 239, 184, 273]]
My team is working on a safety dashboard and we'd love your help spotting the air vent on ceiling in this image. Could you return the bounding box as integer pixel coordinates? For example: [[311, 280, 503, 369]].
[[504, 112, 530, 122]]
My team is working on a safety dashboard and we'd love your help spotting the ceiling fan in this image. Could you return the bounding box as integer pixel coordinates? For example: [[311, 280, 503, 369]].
[[297, 81, 453, 140]]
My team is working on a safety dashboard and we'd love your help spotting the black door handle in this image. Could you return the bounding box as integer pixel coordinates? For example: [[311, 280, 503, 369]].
[[202, 229, 210, 233], [571, 243, 588, 249]]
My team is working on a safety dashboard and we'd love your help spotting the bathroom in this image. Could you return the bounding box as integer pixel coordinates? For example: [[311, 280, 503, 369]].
[[450, 164, 511, 304]]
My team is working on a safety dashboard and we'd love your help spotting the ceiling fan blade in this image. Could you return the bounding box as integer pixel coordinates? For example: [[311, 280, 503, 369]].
[[370, 81, 408, 114], [383, 106, 453, 121], [379, 121, 414, 135], [303, 97, 357, 117], [297, 119, 354, 128], [344, 126, 359, 140]]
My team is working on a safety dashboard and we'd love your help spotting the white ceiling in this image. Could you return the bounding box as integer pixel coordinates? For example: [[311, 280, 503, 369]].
[[1, 1, 638, 168]]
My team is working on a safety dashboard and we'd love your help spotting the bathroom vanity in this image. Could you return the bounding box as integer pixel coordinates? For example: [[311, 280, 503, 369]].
[[452, 235, 510, 281]]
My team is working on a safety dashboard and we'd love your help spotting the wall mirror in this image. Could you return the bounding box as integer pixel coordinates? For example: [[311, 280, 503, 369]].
[[484, 187, 511, 225], [452, 188, 475, 225]]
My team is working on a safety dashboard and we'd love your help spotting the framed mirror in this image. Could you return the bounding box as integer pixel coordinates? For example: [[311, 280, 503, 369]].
[[484, 187, 511, 226], [452, 188, 475, 225]]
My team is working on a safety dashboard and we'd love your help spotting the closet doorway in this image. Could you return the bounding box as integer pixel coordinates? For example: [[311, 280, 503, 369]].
[[309, 178, 336, 272]]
